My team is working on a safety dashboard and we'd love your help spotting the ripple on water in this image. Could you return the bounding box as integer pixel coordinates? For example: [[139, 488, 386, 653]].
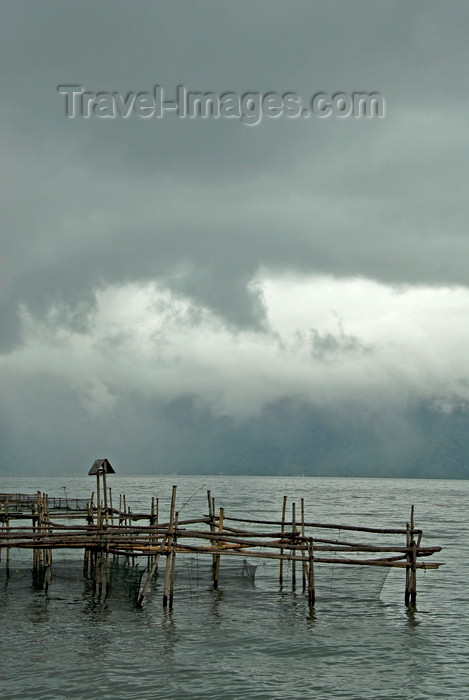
[[0, 476, 468, 699]]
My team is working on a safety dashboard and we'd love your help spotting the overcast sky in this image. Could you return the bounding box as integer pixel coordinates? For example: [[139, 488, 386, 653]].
[[1, 1, 468, 477]]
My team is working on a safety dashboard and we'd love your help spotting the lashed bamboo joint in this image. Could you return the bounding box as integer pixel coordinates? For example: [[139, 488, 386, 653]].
[[0, 475, 443, 610]]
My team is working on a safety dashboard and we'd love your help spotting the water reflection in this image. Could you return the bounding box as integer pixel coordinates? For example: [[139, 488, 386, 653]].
[[405, 606, 421, 628], [161, 609, 178, 659], [27, 593, 51, 624], [209, 587, 224, 623]]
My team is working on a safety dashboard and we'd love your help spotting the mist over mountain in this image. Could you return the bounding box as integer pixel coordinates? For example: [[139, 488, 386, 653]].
[[2, 378, 467, 478]]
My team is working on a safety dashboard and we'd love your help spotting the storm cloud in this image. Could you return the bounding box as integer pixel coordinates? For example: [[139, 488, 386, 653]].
[[1, 1, 468, 476]]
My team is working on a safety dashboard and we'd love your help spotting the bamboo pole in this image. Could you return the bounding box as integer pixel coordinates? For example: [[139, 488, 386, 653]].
[[96, 475, 101, 525], [4, 497, 10, 575], [34, 492, 40, 569], [279, 495, 287, 587], [405, 505, 417, 607], [301, 498, 307, 592], [207, 490, 218, 574], [169, 511, 179, 609], [44, 494, 52, 591], [307, 537, 315, 607], [162, 550, 171, 607], [213, 507, 224, 590], [102, 471, 109, 526], [291, 502, 296, 590], [155, 497, 159, 573], [223, 514, 418, 535], [163, 486, 177, 608], [83, 499, 94, 575], [0, 522, 442, 559], [148, 496, 155, 570], [109, 488, 114, 527], [136, 532, 167, 607], [35, 491, 42, 571]]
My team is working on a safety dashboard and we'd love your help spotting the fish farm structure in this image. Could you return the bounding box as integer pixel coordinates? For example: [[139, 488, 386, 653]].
[[0, 460, 443, 609]]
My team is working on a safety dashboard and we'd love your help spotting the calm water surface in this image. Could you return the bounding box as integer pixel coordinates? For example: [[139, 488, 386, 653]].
[[1, 476, 468, 699]]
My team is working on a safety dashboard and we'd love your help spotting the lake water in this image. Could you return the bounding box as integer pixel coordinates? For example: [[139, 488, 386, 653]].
[[1, 475, 468, 699]]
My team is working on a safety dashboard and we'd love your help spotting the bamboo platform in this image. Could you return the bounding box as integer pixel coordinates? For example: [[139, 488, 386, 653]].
[[0, 474, 443, 610]]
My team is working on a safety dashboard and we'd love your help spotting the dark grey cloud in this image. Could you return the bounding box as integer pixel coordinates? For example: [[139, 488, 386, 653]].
[[2, 1, 469, 475]]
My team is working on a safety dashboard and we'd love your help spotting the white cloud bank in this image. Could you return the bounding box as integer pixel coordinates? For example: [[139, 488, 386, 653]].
[[4, 274, 469, 419]]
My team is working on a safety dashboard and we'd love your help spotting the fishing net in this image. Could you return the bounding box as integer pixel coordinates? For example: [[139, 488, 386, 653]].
[[238, 559, 258, 582], [0, 558, 144, 605], [174, 555, 258, 585], [315, 561, 390, 600]]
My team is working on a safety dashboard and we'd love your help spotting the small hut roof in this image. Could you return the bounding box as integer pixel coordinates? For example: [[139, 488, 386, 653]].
[[88, 458, 115, 475]]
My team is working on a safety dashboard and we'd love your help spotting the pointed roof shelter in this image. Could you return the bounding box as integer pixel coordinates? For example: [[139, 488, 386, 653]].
[[88, 458, 115, 475]]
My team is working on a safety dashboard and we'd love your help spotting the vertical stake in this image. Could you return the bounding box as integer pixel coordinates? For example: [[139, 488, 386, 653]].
[[5, 497, 10, 575], [291, 502, 296, 590], [213, 507, 224, 589], [169, 511, 179, 609], [44, 494, 52, 591], [410, 505, 417, 606], [163, 486, 177, 607], [405, 505, 417, 607], [301, 498, 307, 592], [279, 495, 287, 588], [96, 474, 101, 525], [207, 491, 217, 575], [102, 471, 108, 526], [109, 487, 114, 526], [307, 537, 315, 607]]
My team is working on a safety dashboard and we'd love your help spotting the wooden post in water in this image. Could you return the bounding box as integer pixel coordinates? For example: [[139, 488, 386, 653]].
[[163, 486, 177, 608], [33, 491, 43, 576], [307, 537, 315, 607], [44, 494, 52, 591], [279, 495, 287, 588], [4, 497, 10, 575], [404, 506, 417, 607], [405, 505, 417, 607], [291, 502, 297, 590], [86, 494, 97, 586], [34, 492, 40, 570], [136, 498, 164, 608], [154, 497, 159, 572], [136, 498, 163, 608], [148, 496, 156, 571], [301, 498, 307, 592], [83, 499, 94, 576], [169, 511, 179, 609], [89, 491, 95, 523], [213, 507, 224, 590], [102, 470, 109, 526], [109, 488, 114, 526], [96, 474, 101, 525], [207, 490, 218, 576], [31, 501, 38, 571]]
